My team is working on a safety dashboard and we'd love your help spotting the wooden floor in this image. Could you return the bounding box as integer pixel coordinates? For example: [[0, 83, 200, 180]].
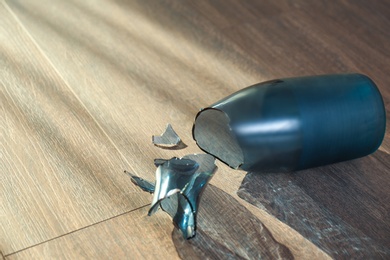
[[1, 0, 389, 259]]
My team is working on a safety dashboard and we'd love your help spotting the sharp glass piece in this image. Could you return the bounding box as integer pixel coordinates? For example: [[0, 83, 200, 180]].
[[154, 158, 168, 167], [148, 154, 217, 239], [152, 124, 182, 148], [125, 170, 155, 193]]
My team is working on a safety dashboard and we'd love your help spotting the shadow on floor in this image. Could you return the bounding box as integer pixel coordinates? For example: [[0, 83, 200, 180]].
[[171, 185, 293, 259], [237, 150, 390, 258]]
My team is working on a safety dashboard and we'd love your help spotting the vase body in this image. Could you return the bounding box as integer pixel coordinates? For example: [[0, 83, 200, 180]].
[[193, 74, 386, 172]]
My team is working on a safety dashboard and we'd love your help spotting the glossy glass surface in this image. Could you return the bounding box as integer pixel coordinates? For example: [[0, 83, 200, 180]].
[[193, 74, 386, 172], [149, 154, 217, 239], [152, 123, 181, 147]]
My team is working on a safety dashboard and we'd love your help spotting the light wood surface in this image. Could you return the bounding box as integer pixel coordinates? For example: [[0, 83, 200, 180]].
[[1, 0, 389, 259]]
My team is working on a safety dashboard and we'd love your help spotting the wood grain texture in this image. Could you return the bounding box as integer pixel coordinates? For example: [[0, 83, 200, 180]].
[[173, 185, 293, 259], [238, 150, 390, 258], [4, 0, 318, 258], [6, 186, 294, 260], [2, 0, 389, 258], [2, 0, 270, 200], [6, 206, 181, 259], [0, 1, 170, 256], [231, 2, 390, 258], [5, 0, 250, 182]]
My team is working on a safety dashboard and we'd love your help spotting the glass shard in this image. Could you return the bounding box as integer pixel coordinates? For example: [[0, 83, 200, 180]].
[[149, 154, 217, 239], [154, 158, 168, 167], [152, 124, 185, 148], [125, 170, 155, 193]]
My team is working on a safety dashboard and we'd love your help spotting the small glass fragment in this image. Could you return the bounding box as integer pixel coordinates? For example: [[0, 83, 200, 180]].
[[154, 158, 168, 167], [152, 124, 183, 148], [149, 154, 217, 239], [124, 170, 155, 193]]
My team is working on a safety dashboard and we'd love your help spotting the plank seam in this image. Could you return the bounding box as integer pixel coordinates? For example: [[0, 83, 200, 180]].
[[4, 204, 149, 257], [2, 1, 146, 256]]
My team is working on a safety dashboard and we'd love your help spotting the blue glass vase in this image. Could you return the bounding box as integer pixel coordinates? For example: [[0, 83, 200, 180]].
[[193, 74, 386, 172]]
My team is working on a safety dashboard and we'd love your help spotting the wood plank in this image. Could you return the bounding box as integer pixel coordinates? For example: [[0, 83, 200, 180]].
[[238, 151, 390, 258], [215, 2, 390, 257], [4, 0, 265, 173], [5, 207, 180, 259], [0, 2, 150, 254], [3, 0, 389, 258], [6, 186, 307, 260], [172, 185, 294, 259], [186, 0, 283, 30], [2, 0, 328, 258], [186, 0, 390, 154], [3, 0, 272, 218], [229, 2, 390, 256]]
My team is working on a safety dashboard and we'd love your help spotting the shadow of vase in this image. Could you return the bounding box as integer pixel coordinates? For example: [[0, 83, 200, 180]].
[[237, 150, 390, 258]]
